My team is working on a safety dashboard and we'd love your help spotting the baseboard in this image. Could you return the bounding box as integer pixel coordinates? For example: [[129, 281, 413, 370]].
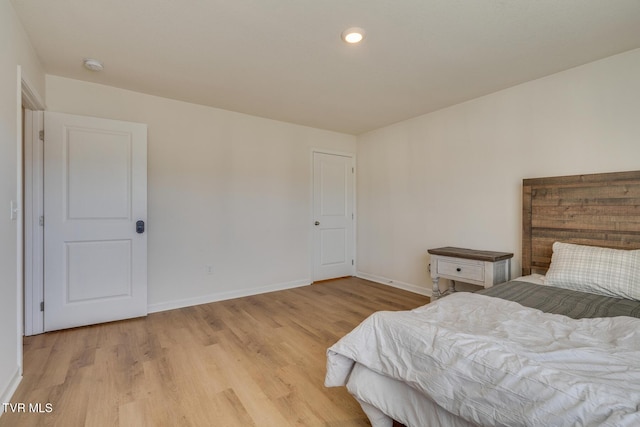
[[0, 368, 22, 414], [147, 278, 312, 313], [356, 271, 431, 297]]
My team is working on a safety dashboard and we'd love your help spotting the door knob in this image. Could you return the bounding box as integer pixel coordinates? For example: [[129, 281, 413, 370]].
[[136, 220, 145, 234], [314, 221, 320, 226]]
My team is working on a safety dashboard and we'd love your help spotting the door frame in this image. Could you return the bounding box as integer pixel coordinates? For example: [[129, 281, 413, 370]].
[[21, 73, 46, 337], [310, 149, 356, 282], [23, 109, 44, 336]]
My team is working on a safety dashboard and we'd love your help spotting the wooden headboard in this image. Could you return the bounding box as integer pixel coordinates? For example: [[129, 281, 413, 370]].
[[522, 170, 640, 276]]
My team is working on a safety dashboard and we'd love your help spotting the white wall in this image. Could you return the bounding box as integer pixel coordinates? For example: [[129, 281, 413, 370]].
[[357, 48, 640, 294], [45, 76, 356, 311], [0, 0, 46, 406]]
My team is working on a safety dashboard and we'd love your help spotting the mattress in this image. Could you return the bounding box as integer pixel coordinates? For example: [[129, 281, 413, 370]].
[[347, 362, 475, 427]]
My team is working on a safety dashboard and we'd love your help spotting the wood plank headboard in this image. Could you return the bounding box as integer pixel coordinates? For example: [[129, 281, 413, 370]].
[[522, 170, 640, 276]]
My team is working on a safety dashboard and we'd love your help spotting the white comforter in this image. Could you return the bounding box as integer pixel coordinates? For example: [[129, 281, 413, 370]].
[[326, 292, 640, 426]]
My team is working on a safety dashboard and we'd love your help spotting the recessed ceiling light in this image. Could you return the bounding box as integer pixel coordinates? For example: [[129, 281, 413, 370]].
[[341, 27, 365, 44], [83, 58, 104, 72]]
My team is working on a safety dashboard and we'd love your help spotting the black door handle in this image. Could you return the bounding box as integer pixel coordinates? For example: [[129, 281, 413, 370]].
[[136, 220, 145, 234]]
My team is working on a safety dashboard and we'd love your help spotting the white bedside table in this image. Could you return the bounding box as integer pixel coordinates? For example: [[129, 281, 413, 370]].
[[428, 247, 513, 300]]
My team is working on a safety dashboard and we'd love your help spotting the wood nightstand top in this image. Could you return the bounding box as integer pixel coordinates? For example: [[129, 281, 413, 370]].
[[428, 247, 513, 262]]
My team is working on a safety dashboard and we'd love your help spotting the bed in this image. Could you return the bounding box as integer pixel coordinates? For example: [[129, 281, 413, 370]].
[[325, 170, 640, 427]]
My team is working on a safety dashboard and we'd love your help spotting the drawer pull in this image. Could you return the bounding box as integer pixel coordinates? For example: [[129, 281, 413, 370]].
[[456, 267, 462, 272]]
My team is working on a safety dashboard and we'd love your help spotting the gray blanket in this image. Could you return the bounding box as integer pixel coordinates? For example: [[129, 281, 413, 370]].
[[479, 280, 640, 319]]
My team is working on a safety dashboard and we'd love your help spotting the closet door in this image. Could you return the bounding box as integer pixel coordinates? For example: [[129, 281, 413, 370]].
[[312, 151, 355, 281]]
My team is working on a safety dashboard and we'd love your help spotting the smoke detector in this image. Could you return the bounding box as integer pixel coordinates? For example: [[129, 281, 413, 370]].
[[83, 58, 104, 72]]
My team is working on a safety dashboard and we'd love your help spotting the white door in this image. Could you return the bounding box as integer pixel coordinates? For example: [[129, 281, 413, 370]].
[[312, 152, 354, 281], [44, 112, 147, 331]]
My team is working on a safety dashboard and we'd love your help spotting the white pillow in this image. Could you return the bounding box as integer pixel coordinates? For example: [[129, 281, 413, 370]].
[[545, 242, 640, 300]]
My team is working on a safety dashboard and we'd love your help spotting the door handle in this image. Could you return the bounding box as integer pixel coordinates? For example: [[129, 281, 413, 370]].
[[136, 220, 145, 234], [314, 221, 320, 226]]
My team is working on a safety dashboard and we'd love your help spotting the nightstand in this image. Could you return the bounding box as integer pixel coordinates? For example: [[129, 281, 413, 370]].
[[428, 247, 513, 299]]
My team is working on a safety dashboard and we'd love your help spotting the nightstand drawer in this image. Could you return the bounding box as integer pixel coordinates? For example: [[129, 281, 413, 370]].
[[435, 258, 484, 282]]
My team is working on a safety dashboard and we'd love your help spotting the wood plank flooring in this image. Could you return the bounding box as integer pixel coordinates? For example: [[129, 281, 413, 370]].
[[1, 277, 429, 427]]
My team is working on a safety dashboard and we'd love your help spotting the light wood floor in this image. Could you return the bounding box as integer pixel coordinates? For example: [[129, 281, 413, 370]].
[[1, 277, 429, 427]]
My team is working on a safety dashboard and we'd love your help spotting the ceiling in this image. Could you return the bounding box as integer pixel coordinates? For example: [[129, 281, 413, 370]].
[[11, 0, 640, 135]]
